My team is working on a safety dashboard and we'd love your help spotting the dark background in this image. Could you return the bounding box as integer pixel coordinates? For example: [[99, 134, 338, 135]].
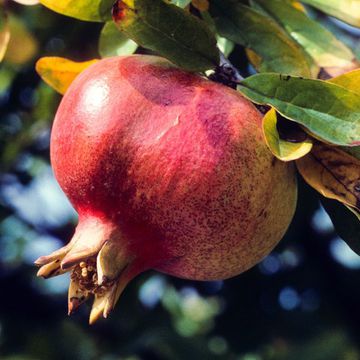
[[1, 2, 360, 359]]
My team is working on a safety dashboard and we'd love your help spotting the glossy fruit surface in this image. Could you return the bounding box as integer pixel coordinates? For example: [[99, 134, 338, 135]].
[[36, 55, 297, 323]]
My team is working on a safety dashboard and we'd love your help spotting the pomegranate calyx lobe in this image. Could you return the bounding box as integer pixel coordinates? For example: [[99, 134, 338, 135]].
[[35, 216, 140, 323]]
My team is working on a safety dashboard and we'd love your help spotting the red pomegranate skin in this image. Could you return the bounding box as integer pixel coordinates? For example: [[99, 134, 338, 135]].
[[52, 54, 297, 277], [37, 55, 297, 321]]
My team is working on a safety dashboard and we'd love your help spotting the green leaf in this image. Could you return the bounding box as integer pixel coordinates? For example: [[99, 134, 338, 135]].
[[210, 0, 312, 77], [99, 21, 137, 58], [39, 0, 114, 22], [170, 0, 191, 8], [328, 72, 360, 152], [321, 198, 360, 255], [237, 73, 360, 146], [0, 8, 10, 63], [216, 35, 234, 58], [112, 0, 219, 72], [253, 0, 355, 68], [263, 107, 313, 161], [0, 63, 16, 93], [300, 0, 360, 28], [12, 0, 39, 4], [328, 69, 360, 96]]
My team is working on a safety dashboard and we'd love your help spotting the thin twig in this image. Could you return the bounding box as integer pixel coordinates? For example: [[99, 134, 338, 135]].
[[219, 52, 244, 82], [208, 51, 244, 88]]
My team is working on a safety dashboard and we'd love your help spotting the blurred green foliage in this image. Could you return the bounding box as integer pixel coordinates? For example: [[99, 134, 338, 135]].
[[0, 1, 360, 360]]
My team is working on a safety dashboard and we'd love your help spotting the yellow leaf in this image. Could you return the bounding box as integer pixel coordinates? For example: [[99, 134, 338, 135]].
[[300, 0, 360, 28], [35, 57, 98, 94], [191, 0, 209, 11], [39, 0, 111, 22], [0, 10, 10, 62], [246, 48, 262, 71], [324, 59, 359, 78], [347, 205, 360, 220], [296, 142, 360, 211], [4, 15, 37, 65], [262, 107, 313, 161], [290, 1, 306, 12], [328, 68, 360, 96]]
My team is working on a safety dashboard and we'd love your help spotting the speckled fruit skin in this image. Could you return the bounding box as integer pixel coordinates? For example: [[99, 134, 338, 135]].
[[51, 55, 297, 281]]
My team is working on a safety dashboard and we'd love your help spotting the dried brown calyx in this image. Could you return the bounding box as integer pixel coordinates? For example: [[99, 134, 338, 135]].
[[35, 217, 136, 324]]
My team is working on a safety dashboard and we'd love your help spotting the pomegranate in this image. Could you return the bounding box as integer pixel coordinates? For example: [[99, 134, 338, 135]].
[[35, 55, 297, 323]]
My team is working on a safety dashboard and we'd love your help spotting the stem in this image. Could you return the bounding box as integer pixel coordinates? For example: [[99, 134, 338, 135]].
[[219, 52, 244, 82], [209, 51, 270, 114], [208, 50, 244, 89]]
